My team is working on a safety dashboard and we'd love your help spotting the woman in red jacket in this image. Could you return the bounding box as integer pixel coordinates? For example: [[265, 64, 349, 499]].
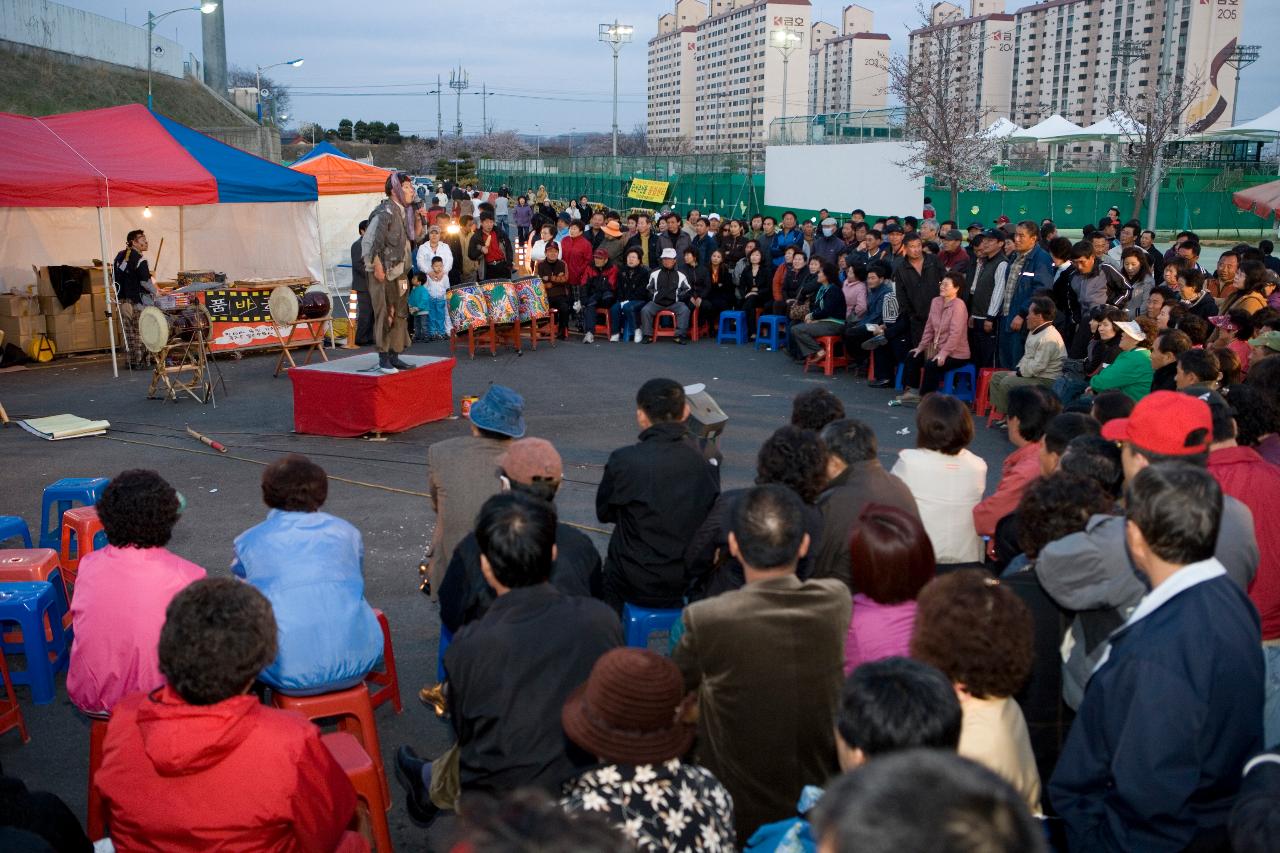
[[96, 578, 363, 852], [558, 220, 594, 332]]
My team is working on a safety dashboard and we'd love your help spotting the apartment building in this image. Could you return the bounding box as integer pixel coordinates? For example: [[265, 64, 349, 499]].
[[808, 5, 891, 115], [909, 0, 1246, 132], [907, 1, 1017, 128]]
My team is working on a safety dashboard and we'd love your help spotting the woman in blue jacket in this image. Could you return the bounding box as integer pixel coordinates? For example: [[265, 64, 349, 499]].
[[233, 454, 383, 695], [789, 261, 847, 362]]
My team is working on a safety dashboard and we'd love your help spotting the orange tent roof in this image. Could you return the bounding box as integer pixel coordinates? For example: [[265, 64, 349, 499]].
[[289, 153, 389, 195]]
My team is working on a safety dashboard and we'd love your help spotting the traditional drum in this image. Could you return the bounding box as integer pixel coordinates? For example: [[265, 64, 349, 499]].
[[448, 284, 488, 332], [513, 276, 549, 322], [298, 291, 331, 320], [480, 280, 518, 325], [138, 306, 210, 353]]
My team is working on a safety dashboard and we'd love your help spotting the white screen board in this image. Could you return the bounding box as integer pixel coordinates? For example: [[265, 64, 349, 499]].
[[764, 142, 924, 215]]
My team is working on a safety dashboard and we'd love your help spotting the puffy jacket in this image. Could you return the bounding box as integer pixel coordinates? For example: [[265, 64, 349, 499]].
[[770, 227, 803, 267], [97, 687, 361, 853], [232, 511, 383, 694], [1088, 348, 1153, 402], [616, 264, 651, 302], [582, 263, 618, 303]]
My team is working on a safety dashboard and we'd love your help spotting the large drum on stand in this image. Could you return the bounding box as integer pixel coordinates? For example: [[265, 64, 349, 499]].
[[268, 285, 330, 326], [138, 305, 211, 353], [513, 276, 549, 321]]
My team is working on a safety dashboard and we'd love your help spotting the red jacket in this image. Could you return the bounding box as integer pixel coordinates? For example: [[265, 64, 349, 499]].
[[1209, 445, 1280, 640], [559, 235, 594, 288], [972, 441, 1041, 538], [98, 687, 361, 853]]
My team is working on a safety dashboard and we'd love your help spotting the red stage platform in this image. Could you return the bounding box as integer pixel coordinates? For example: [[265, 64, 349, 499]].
[[289, 353, 455, 436]]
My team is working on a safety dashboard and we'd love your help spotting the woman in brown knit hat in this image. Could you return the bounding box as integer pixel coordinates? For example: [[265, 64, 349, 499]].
[[561, 647, 735, 852]]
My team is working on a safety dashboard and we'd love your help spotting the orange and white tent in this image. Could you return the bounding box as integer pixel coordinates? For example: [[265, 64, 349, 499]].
[[289, 143, 389, 290]]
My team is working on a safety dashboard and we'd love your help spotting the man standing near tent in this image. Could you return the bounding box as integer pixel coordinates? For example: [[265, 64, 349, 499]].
[[362, 172, 418, 374], [351, 220, 374, 347], [113, 229, 160, 370]]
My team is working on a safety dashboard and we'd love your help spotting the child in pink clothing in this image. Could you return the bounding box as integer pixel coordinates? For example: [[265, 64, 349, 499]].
[[67, 470, 205, 716], [843, 503, 933, 675]]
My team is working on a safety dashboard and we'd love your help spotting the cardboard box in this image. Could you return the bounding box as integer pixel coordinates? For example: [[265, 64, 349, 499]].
[[48, 314, 96, 351], [0, 314, 44, 341], [90, 293, 109, 319], [0, 294, 37, 317], [37, 265, 107, 298], [94, 320, 114, 349]]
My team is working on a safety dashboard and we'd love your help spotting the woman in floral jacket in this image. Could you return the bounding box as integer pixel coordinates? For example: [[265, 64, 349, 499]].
[[561, 648, 735, 851]]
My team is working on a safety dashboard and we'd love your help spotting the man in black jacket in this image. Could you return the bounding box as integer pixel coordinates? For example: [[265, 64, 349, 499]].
[[624, 212, 663, 269], [893, 233, 944, 348], [597, 378, 720, 611], [467, 212, 513, 279], [396, 493, 620, 822], [966, 230, 1008, 369], [350, 219, 374, 346]]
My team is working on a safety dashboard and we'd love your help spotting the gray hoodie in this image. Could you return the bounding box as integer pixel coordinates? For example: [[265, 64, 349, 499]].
[[1035, 496, 1258, 709]]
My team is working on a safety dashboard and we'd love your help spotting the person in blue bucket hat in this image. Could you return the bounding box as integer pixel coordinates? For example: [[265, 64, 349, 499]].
[[466, 385, 526, 440]]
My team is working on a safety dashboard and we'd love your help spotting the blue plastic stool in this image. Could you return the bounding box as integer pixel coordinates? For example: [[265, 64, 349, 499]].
[[39, 478, 109, 550], [0, 581, 72, 705], [756, 315, 788, 351], [623, 603, 682, 656], [716, 311, 749, 345], [942, 364, 978, 403], [436, 624, 453, 684], [0, 517, 31, 548]]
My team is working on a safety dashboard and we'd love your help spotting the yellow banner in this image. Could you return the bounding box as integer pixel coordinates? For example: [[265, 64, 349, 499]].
[[628, 178, 670, 203]]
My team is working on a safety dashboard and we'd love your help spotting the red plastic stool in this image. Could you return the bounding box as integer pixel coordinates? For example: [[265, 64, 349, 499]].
[[323, 732, 393, 853], [976, 367, 1012, 424], [86, 716, 108, 838], [273, 684, 389, 807], [0, 653, 28, 745], [690, 305, 711, 342], [364, 609, 401, 714], [652, 309, 678, 340], [0, 548, 72, 634], [60, 506, 104, 588], [804, 335, 851, 376], [593, 308, 612, 337]]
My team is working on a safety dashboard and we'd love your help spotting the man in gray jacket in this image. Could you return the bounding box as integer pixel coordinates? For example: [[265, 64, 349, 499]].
[[361, 171, 418, 373], [1036, 391, 1258, 709]]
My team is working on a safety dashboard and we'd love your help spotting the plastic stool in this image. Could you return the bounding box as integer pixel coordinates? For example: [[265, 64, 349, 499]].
[[273, 683, 389, 805], [323, 732, 394, 852], [975, 367, 1011, 419], [653, 309, 678, 340], [0, 581, 72, 704], [437, 624, 453, 684], [803, 335, 850, 376], [86, 716, 109, 838], [0, 517, 32, 548], [0, 653, 28, 744], [0, 549, 71, 633], [716, 311, 748, 345], [942, 364, 978, 403], [623, 603, 682, 656], [39, 478, 108, 550], [593, 308, 612, 338], [895, 362, 905, 392], [365, 609, 401, 714], [60, 506, 107, 585], [690, 305, 711, 342], [756, 315, 788, 351]]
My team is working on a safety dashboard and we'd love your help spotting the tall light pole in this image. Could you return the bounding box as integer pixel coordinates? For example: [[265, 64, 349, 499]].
[[770, 28, 803, 144], [598, 20, 634, 159], [255, 57, 303, 125], [1225, 44, 1262, 127], [449, 66, 470, 136], [1147, 0, 1178, 232], [147, 3, 218, 110]]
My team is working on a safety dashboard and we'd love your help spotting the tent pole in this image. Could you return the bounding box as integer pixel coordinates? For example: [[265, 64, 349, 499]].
[[179, 206, 186, 271], [97, 208, 119, 378], [313, 202, 337, 348]]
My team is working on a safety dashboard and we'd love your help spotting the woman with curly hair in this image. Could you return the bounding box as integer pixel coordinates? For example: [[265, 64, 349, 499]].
[[685, 425, 827, 599], [67, 469, 206, 716], [910, 570, 1040, 813]]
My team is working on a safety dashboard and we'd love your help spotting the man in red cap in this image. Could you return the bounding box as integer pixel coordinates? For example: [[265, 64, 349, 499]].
[[1034, 391, 1259, 710]]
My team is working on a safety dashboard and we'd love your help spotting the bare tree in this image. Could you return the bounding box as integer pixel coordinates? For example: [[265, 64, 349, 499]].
[[1110, 72, 1205, 220], [646, 135, 694, 156], [875, 3, 1000, 215]]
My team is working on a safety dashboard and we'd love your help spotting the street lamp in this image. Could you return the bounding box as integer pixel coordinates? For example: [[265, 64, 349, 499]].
[[1224, 44, 1262, 127], [598, 21, 634, 159], [146, 3, 218, 110], [255, 58, 304, 125], [770, 28, 803, 143]]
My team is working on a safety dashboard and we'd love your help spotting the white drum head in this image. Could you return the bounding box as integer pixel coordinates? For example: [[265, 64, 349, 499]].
[[268, 285, 299, 325], [138, 306, 171, 353]]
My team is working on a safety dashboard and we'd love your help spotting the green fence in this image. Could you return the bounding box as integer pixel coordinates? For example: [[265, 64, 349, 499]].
[[479, 156, 1278, 236]]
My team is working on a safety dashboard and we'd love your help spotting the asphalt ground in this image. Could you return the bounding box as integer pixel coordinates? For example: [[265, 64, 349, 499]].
[[0, 328, 1018, 850]]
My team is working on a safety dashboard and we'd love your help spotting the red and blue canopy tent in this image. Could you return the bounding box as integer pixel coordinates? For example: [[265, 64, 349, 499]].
[[0, 104, 321, 375]]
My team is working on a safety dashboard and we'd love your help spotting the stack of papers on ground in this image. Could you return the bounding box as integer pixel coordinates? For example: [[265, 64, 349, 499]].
[[19, 414, 110, 440]]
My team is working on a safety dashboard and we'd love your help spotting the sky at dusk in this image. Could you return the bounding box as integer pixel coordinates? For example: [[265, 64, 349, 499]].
[[60, 0, 1280, 135]]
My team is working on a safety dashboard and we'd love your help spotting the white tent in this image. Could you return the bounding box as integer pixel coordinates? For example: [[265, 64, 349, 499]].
[[1008, 114, 1087, 143], [1195, 104, 1280, 139], [977, 117, 1020, 140], [1063, 112, 1146, 141]]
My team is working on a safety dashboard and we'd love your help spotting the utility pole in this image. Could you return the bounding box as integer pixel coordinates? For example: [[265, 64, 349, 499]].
[[482, 83, 488, 135], [436, 74, 443, 145], [770, 29, 803, 144], [598, 21, 634, 160], [449, 65, 469, 136]]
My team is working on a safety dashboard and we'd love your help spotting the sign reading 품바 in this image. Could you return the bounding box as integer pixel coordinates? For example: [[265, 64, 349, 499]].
[[628, 178, 671, 204]]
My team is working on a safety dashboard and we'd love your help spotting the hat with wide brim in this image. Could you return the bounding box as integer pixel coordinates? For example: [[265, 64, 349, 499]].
[[561, 648, 695, 766], [467, 384, 526, 438]]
